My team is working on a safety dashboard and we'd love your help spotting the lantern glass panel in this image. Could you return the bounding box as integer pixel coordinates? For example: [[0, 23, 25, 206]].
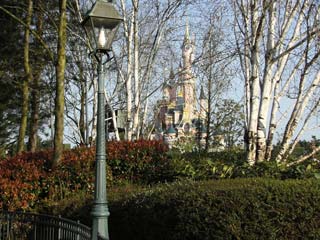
[[82, 1, 123, 52]]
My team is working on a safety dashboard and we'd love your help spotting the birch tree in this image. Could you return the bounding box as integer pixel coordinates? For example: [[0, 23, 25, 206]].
[[233, 0, 320, 165]]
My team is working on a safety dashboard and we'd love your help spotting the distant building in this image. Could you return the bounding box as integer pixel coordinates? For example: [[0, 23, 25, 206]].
[[154, 23, 208, 148]]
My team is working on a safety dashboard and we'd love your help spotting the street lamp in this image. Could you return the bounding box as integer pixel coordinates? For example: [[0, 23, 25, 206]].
[[81, 1, 122, 240]]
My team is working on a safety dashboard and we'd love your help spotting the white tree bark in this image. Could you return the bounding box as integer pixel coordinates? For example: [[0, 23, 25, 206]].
[[276, 69, 320, 162], [132, 0, 140, 139], [140, 97, 149, 138], [120, 0, 134, 140], [247, 0, 264, 165], [287, 97, 320, 157], [104, 89, 120, 141], [234, 0, 320, 164], [91, 76, 98, 145], [265, 1, 303, 160], [256, 1, 276, 162]]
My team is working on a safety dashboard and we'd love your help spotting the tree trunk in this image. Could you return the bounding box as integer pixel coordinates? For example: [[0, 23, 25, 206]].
[[17, 0, 33, 153], [53, 0, 67, 167], [85, 77, 89, 145], [256, 2, 276, 162], [120, 0, 134, 140], [276, 70, 320, 162], [244, 0, 262, 165], [205, 68, 212, 152], [140, 98, 149, 138], [90, 72, 98, 146], [79, 63, 86, 145], [132, 0, 140, 140], [105, 93, 120, 141], [28, 0, 44, 152], [28, 69, 40, 152], [111, 110, 120, 141], [265, 3, 304, 160]]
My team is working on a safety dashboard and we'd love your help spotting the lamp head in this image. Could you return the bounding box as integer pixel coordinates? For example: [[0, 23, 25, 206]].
[[82, 0, 123, 52]]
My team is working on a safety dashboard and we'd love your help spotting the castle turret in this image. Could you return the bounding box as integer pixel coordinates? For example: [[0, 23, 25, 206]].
[[181, 22, 195, 123], [162, 67, 177, 102]]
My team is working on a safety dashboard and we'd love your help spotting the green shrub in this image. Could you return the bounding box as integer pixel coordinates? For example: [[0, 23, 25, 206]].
[[38, 190, 93, 226], [167, 148, 320, 181], [167, 148, 248, 180], [38, 184, 147, 227], [107, 178, 320, 240], [46, 178, 320, 240]]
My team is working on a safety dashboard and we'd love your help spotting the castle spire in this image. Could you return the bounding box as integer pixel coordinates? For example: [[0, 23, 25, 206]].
[[183, 19, 190, 45], [182, 19, 194, 71]]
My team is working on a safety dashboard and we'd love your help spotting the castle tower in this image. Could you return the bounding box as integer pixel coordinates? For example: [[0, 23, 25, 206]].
[[199, 86, 208, 120], [181, 22, 195, 123], [168, 67, 177, 102], [162, 67, 177, 102]]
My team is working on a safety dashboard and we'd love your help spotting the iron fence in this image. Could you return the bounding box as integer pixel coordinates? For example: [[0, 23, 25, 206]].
[[0, 212, 92, 240]]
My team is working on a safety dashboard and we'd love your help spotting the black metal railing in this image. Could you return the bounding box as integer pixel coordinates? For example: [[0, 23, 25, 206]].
[[0, 212, 91, 240]]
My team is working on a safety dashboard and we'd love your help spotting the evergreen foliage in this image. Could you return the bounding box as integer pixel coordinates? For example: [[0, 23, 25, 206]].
[[107, 179, 320, 240], [0, 1, 24, 151], [41, 178, 320, 240]]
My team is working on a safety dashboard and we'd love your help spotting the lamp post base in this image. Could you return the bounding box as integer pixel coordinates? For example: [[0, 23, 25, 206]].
[[91, 203, 110, 240]]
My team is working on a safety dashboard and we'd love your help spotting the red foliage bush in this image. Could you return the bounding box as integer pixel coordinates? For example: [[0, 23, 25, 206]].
[[0, 140, 169, 211], [107, 140, 169, 182], [0, 150, 50, 211], [47, 147, 97, 200]]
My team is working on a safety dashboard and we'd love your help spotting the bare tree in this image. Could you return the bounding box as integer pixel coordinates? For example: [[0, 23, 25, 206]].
[[233, 0, 320, 165], [196, 6, 235, 151], [118, 0, 189, 140]]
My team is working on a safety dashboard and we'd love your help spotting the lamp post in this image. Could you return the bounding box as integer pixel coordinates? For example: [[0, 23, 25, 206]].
[[81, 1, 122, 240]]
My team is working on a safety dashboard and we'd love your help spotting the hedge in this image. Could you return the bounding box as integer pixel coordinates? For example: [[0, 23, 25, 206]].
[[42, 178, 320, 240], [106, 178, 320, 240]]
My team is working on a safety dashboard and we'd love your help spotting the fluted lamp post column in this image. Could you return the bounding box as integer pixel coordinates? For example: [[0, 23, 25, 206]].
[[81, 1, 122, 240]]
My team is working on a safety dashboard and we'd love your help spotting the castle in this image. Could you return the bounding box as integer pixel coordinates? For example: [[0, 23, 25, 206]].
[[154, 24, 208, 147]]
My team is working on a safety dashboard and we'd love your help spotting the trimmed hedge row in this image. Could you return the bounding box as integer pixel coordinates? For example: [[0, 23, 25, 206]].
[[107, 178, 320, 240], [45, 178, 320, 240]]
